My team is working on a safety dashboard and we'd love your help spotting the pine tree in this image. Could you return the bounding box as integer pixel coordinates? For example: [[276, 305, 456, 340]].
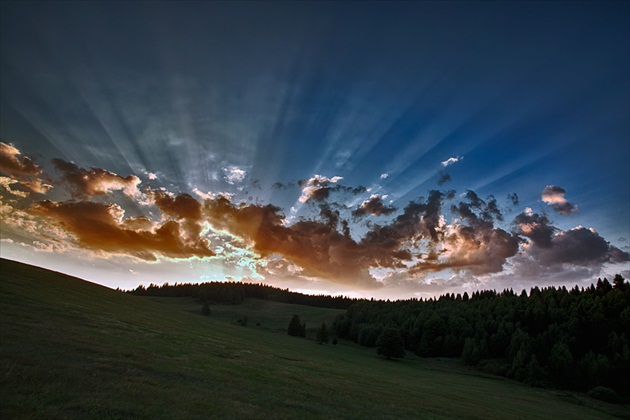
[[288, 314, 306, 337], [376, 328, 405, 359], [316, 322, 329, 344]]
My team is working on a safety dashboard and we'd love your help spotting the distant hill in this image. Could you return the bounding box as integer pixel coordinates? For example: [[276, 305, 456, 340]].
[[1, 258, 624, 418], [128, 278, 361, 309]]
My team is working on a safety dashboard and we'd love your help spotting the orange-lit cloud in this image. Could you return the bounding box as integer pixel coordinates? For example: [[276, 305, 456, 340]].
[[29, 200, 215, 261], [0, 142, 52, 196], [52, 158, 142, 199], [202, 196, 379, 286], [0, 141, 42, 178]]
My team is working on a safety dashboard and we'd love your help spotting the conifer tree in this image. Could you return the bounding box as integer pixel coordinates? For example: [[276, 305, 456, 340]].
[[376, 328, 405, 359], [288, 314, 306, 337], [316, 322, 329, 344]]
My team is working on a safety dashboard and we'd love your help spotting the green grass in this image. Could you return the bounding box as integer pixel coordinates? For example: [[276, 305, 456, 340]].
[[1, 258, 626, 419], [146, 296, 345, 334]]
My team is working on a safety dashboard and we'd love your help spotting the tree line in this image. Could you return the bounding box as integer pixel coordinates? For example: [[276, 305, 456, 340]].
[[331, 275, 629, 400], [128, 281, 359, 309]]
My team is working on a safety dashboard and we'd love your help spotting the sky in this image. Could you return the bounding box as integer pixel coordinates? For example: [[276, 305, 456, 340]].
[[1, 1, 628, 299]]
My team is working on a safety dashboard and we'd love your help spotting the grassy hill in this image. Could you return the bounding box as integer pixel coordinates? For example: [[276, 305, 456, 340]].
[[1, 258, 625, 419], [145, 296, 346, 335]]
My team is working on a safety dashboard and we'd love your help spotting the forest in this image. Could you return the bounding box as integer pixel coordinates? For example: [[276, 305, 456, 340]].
[[128, 281, 359, 309], [129, 275, 629, 401]]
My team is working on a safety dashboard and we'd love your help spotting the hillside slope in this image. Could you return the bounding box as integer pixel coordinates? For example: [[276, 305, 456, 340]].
[[0, 258, 621, 419]]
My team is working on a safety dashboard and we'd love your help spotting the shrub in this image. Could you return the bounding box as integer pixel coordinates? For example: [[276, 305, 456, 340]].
[[587, 386, 621, 403], [201, 302, 210, 316]]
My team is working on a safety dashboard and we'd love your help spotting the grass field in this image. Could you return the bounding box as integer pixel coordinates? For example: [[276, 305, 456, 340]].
[[146, 296, 345, 335], [1, 258, 627, 419]]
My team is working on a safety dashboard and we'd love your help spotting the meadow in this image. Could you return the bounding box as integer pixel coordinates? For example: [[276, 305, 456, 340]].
[[1, 258, 625, 419]]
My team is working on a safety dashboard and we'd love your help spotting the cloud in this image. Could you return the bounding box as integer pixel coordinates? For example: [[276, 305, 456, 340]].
[[0, 142, 42, 178], [272, 182, 296, 190], [441, 155, 463, 167], [0, 176, 29, 198], [408, 191, 520, 275], [529, 226, 629, 266], [192, 188, 234, 201], [0, 143, 52, 196], [541, 185, 578, 215], [513, 209, 555, 248], [52, 159, 142, 199], [451, 190, 503, 225], [507, 207, 629, 284], [223, 165, 246, 184], [437, 171, 451, 185], [380, 172, 389, 179], [29, 199, 215, 261], [202, 196, 379, 287], [507, 193, 519, 206], [414, 224, 519, 276], [150, 191, 202, 220], [352, 194, 397, 218], [297, 174, 344, 203]]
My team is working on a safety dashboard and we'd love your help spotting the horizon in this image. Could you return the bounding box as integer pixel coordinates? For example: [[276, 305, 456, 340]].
[[1, 257, 624, 303], [1, 1, 629, 300]]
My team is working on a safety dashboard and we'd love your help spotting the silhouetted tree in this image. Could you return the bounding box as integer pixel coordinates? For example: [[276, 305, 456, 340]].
[[316, 322, 329, 344], [376, 328, 405, 359], [288, 314, 306, 337], [201, 301, 211, 316]]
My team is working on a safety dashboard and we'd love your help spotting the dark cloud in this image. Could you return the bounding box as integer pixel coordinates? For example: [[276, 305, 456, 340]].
[[451, 191, 504, 226], [52, 158, 141, 199], [272, 181, 295, 190], [318, 203, 341, 230], [427, 191, 520, 275], [352, 194, 397, 218], [507, 193, 519, 206], [151, 191, 202, 220], [362, 190, 443, 246], [531, 226, 629, 266], [541, 185, 578, 215], [150, 191, 204, 240], [510, 208, 629, 281], [413, 224, 519, 276], [513, 210, 555, 248], [437, 171, 451, 185]]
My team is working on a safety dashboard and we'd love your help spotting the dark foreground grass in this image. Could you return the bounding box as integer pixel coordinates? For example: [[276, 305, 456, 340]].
[[1, 258, 626, 419]]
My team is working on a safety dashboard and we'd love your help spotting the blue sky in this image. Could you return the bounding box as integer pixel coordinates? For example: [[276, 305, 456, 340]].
[[1, 1, 628, 299]]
